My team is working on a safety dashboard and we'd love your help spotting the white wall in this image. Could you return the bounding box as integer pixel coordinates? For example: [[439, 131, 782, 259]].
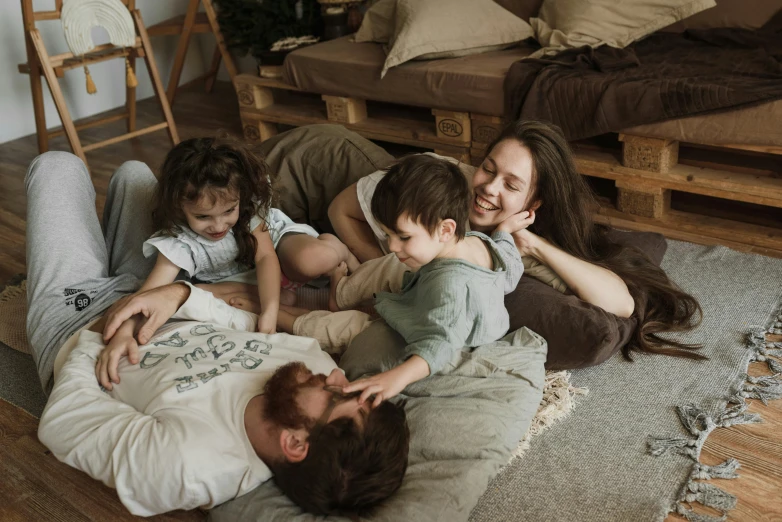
[[0, 0, 212, 145]]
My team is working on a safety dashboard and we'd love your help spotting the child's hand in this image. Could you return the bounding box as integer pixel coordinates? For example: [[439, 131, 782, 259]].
[[95, 329, 140, 391], [342, 370, 410, 407], [496, 210, 535, 235], [257, 311, 277, 334], [343, 356, 430, 407]]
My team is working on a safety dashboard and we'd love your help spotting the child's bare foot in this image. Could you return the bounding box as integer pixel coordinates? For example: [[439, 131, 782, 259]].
[[328, 262, 348, 312], [345, 251, 361, 274], [280, 288, 297, 307]]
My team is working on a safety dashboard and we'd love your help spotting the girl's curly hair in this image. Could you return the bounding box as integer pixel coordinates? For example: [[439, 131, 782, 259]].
[[153, 136, 274, 267]]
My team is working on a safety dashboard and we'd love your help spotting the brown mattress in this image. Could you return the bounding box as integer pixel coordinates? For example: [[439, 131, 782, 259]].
[[284, 36, 534, 116], [284, 36, 782, 148]]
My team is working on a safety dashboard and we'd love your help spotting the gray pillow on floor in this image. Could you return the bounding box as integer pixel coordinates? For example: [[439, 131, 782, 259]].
[[208, 326, 547, 522]]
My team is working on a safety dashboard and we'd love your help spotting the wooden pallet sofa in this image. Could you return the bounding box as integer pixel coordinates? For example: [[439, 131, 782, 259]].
[[233, 0, 782, 257]]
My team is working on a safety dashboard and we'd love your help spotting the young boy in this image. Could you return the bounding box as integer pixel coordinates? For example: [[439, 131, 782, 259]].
[[277, 154, 524, 405]]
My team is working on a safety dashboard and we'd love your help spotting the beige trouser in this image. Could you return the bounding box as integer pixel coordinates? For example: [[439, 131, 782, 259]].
[[292, 254, 406, 354], [335, 253, 409, 309], [328, 250, 569, 299], [292, 310, 375, 355]]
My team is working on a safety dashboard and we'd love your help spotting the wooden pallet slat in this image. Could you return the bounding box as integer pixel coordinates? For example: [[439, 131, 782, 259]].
[[577, 149, 782, 208], [594, 203, 782, 257]]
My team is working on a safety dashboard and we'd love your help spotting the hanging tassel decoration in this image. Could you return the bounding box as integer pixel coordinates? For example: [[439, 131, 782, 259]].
[[125, 57, 138, 88], [84, 65, 97, 94]]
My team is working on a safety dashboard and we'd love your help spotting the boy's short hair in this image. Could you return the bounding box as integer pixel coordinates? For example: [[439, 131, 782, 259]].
[[271, 400, 410, 516], [371, 155, 469, 240]]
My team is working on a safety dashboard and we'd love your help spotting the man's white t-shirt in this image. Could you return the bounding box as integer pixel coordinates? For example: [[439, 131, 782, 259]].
[[356, 152, 476, 254], [39, 284, 338, 517]]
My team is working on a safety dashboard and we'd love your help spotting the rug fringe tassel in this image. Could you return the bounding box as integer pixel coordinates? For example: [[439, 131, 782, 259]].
[[509, 370, 588, 461], [676, 504, 728, 522], [691, 459, 740, 480], [0, 279, 26, 303], [649, 306, 782, 522]]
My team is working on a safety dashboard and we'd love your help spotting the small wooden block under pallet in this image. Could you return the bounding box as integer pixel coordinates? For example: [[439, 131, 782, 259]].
[[615, 179, 671, 219], [619, 133, 679, 173], [322, 95, 367, 124], [470, 114, 505, 145]]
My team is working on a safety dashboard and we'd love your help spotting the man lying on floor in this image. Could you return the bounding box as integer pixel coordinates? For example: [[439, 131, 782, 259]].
[[37, 281, 410, 517], [28, 152, 409, 517]]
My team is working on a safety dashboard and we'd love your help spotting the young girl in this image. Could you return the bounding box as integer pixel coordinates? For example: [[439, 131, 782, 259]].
[[97, 137, 359, 387]]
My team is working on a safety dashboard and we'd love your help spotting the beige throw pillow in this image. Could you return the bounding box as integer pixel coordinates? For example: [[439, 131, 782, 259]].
[[530, 0, 716, 58], [354, 0, 396, 43], [380, 0, 534, 77]]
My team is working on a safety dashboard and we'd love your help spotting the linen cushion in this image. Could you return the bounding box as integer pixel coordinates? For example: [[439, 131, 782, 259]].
[[379, 0, 534, 77], [530, 0, 716, 57], [258, 124, 393, 234]]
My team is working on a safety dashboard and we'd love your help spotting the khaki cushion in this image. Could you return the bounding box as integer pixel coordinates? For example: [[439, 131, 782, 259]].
[[380, 0, 534, 77], [258, 125, 393, 234], [354, 0, 396, 43], [494, 0, 545, 22], [663, 0, 782, 31], [530, 0, 716, 57]]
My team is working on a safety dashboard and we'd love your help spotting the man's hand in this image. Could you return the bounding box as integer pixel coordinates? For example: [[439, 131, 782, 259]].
[[96, 319, 140, 390], [103, 283, 190, 345]]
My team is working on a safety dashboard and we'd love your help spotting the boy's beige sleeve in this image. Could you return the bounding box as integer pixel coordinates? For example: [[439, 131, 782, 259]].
[[522, 256, 569, 294], [293, 310, 374, 355]]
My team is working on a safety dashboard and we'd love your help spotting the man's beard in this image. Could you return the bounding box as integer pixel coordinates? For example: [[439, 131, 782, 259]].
[[263, 362, 326, 430]]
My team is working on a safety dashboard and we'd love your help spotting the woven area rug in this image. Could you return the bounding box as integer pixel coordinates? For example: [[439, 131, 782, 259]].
[[470, 240, 782, 522], [0, 275, 29, 355]]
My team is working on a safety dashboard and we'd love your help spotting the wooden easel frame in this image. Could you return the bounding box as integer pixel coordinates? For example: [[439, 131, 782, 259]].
[[147, 0, 238, 107], [18, 0, 179, 167]]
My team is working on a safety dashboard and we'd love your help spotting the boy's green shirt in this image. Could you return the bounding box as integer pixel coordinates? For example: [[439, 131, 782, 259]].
[[374, 231, 523, 374]]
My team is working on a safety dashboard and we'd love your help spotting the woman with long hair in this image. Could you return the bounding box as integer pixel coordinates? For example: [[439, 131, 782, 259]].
[[328, 120, 702, 360]]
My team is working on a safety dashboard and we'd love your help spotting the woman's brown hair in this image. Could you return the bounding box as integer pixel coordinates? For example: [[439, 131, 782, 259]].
[[484, 120, 704, 360], [152, 136, 274, 267]]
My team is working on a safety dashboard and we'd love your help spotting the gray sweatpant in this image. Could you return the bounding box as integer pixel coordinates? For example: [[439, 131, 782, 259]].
[[25, 152, 157, 392]]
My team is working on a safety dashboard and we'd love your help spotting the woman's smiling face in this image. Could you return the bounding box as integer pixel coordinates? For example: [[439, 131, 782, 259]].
[[469, 139, 537, 232]]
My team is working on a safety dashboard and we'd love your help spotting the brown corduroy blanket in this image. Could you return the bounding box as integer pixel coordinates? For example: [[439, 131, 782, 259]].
[[504, 13, 782, 141]]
